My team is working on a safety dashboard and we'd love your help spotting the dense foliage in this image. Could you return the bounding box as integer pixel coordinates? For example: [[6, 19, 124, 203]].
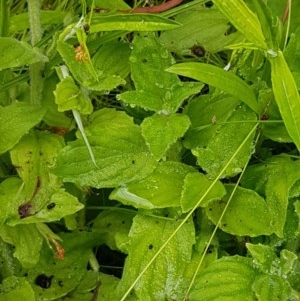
[[0, 0, 300, 300]]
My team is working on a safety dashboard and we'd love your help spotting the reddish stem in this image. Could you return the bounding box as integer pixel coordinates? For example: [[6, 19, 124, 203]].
[[95, 0, 183, 14]]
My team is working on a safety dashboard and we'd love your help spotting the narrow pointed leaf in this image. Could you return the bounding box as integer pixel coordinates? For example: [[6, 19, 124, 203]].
[[167, 62, 258, 112], [90, 14, 180, 33], [213, 0, 267, 49], [270, 51, 300, 150]]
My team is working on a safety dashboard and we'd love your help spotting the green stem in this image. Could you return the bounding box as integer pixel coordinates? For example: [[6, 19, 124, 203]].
[[27, 0, 44, 106], [0, 0, 9, 37]]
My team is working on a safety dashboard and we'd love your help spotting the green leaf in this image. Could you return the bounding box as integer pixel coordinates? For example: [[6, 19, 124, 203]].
[[90, 14, 180, 33], [10, 131, 65, 203], [189, 256, 257, 301], [183, 95, 240, 149], [118, 33, 203, 113], [9, 10, 66, 33], [166, 62, 259, 112], [0, 37, 48, 70], [117, 214, 195, 301], [110, 161, 195, 209], [53, 108, 157, 188], [206, 185, 273, 236], [181, 172, 226, 212], [0, 103, 45, 154], [213, 0, 267, 49], [159, 7, 243, 55], [193, 105, 257, 179], [0, 277, 35, 301], [269, 51, 300, 151], [0, 224, 43, 268], [141, 113, 190, 159], [54, 76, 93, 114], [92, 41, 130, 90], [252, 274, 291, 301]]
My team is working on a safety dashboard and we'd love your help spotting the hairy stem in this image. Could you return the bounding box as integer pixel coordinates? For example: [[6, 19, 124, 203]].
[[27, 0, 44, 106]]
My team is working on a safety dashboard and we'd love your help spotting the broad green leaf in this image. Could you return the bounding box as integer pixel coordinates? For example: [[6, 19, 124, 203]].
[[242, 157, 300, 237], [117, 214, 195, 301], [246, 243, 279, 274], [53, 108, 157, 188], [0, 37, 48, 70], [181, 172, 226, 212], [56, 40, 102, 91], [54, 76, 93, 114], [159, 7, 243, 55], [94, 0, 130, 10], [0, 277, 35, 301], [10, 131, 65, 203], [206, 185, 273, 236], [26, 231, 101, 301], [0, 224, 43, 268], [213, 0, 267, 49], [41, 75, 72, 127], [0, 102, 45, 154], [9, 11, 66, 33], [90, 14, 180, 33], [166, 62, 259, 112], [183, 95, 240, 149], [110, 161, 195, 209], [0, 178, 23, 225], [118, 33, 203, 113], [92, 41, 130, 90], [141, 113, 190, 159], [252, 274, 291, 301], [7, 189, 84, 226], [189, 256, 257, 301], [193, 105, 257, 179], [270, 50, 300, 150]]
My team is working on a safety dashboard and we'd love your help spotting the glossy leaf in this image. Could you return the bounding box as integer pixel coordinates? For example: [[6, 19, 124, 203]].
[[10, 131, 64, 202], [252, 274, 291, 301], [181, 172, 226, 212], [110, 161, 195, 209], [53, 108, 157, 188], [54, 76, 93, 114], [160, 7, 243, 55], [193, 105, 257, 179], [166, 62, 258, 112], [269, 51, 300, 150], [0, 224, 43, 268], [0, 103, 45, 154], [90, 14, 180, 33], [206, 185, 273, 236], [213, 0, 267, 49], [189, 256, 257, 301], [118, 214, 195, 301], [118, 33, 203, 113], [0, 37, 48, 70], [0, 277, 35, 301], [141, 113, 190, 159]]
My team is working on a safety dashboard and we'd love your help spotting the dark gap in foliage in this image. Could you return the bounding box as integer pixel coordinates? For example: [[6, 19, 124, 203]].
[[93, 244, 126, 278]]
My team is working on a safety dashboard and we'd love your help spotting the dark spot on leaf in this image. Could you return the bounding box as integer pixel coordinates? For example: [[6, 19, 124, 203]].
[[47, 202, 56, 210], [35, 274, 54, 289], [58, 280, 63, 287], [148, 244, 153, 250], [261, 113, 269, 120], [107, 223, 112, 228], [83, 23, 90, 34], [208, 207, 212, 211], [132, 160, 135, 164], [142, 58, 148, 63], [39, 151, 43, 156], [121, 220, 125, 224], [18, 202, 32, 219], [222, 223, 227, 227]]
